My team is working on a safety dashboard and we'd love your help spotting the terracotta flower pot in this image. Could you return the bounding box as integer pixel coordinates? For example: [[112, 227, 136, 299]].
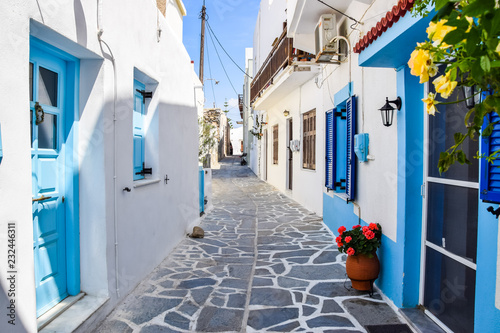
[[345, 253, 380, 291]]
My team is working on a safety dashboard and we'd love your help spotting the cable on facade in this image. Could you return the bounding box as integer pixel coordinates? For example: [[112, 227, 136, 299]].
[[206, 20, 253, 79]]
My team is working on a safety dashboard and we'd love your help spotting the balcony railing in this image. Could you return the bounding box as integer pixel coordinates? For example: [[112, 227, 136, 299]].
[[250, 29, 316, 105], [250, 28, 293, 104], [238, 94, 243, 118]]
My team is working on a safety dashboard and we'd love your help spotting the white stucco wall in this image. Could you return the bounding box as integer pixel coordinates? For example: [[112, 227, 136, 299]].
[[0, 0, 199, 331], [230, 127, 243, 155]]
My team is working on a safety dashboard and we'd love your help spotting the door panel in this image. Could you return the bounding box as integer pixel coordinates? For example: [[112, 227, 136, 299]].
[[30, 45, 68, 317], [423, 68, 478, 332]]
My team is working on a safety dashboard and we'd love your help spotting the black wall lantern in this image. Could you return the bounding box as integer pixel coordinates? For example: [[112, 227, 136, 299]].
[[378, 97, 401, 127]]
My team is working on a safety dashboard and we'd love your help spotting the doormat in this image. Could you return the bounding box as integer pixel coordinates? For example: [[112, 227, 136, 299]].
[[366, 324, 412, 333]]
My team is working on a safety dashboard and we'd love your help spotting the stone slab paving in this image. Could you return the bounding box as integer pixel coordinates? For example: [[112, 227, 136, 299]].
[[96, 157, 411, 333]]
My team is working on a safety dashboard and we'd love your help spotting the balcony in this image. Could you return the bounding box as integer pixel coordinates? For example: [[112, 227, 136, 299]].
[[250, 27, 319, 109]]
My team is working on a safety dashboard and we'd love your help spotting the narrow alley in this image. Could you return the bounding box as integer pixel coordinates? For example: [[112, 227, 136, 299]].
[[96, 157, 413, 332]]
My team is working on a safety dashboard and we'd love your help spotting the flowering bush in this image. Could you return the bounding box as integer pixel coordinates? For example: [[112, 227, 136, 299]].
[[408, 0, 500, 173], [336, 223, 382, 257]]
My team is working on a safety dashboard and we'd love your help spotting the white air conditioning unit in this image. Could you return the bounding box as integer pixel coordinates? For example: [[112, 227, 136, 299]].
[[315, 14, 338, 63]]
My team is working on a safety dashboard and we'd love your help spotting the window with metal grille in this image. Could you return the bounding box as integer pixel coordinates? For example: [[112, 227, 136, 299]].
[[303, 109, 316, 170], [273, 125, 278, 164]]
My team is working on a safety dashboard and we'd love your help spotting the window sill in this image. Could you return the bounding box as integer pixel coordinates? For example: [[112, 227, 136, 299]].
[[133, 178, 161, 188]]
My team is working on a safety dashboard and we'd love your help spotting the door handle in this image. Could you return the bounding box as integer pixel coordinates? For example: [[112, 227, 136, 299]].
[[35, 102, 45, 125], [32, 195, 52, 202]]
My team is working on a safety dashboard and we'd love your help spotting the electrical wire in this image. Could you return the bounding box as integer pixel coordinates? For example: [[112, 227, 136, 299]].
[[316, 0, 361, 25], [207, 26, 250, 110], [205, 30, 217, 108], [206, 20, 253, 79]]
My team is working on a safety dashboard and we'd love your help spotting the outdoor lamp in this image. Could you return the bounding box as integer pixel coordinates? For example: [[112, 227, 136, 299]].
[[463, 85, 481, 109], [283, 110, 290, 117], [378, 97, 401, 127]]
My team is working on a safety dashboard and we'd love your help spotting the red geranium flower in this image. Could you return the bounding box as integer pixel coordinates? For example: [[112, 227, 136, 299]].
[[345, 236, 352, 243], [353, 225, 361, 229], [338, 226, 346, 235], [336, 236, 342, 243], [346, 247, 355, 256], [369, 223, 379, 230], [362, 226, 369, 233], [365, 230, 375, 240]]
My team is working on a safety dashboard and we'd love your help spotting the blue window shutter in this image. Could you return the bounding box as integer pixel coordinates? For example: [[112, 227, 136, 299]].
[[325, 110, 334, 189], [346, 95, 356, 201], [480, 110, 500, 203], [133, 80, 145, 180]]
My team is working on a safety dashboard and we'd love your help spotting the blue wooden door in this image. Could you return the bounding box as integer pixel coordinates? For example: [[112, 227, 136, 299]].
[[30, 45, 68, 317]]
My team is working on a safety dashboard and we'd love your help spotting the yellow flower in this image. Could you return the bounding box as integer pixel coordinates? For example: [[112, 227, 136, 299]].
[[465, 16, 474, 33], [427, 19, 456, 45], [433, 72, 458, 99], [422, 93, 438, 116], [408, 47, 434, 83]]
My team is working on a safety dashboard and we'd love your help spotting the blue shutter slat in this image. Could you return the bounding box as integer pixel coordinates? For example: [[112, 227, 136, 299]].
[[480, 90, 500, 202], [325, 110, 334, 189], [346, 96, 356, 201], [133, 80, 145, 180]]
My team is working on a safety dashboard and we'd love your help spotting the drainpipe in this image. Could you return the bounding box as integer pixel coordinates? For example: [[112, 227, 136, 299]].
[[97, 0, 120, 298]]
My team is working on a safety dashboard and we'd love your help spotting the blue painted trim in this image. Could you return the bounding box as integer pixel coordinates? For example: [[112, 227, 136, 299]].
[[0, 123, 3, 164], [30, 37, 81, 296], [199, 169, 205, 213], [359, 11, 435, 68], [475, 137, 500, 331], [65, 58, 80, 296], [396, 66, 424, 307], [334, 82, 353, 107]]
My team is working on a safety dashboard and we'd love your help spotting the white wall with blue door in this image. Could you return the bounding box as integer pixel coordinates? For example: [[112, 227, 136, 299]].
[[0, 0, 202, 332]]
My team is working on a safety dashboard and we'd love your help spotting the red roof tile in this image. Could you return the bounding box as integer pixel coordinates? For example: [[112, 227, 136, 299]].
[[354, 0, 415, 54]]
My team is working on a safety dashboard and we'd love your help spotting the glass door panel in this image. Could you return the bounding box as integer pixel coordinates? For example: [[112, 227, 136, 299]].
[[424, 247, 476, 333], [426, 183, 478, 263]]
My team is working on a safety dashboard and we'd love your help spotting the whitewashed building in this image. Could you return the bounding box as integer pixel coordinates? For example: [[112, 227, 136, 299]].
[[250, 0, 500, 331], [0, 0, 202, 332]]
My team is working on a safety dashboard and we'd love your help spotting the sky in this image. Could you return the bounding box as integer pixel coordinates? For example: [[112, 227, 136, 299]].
[[182, 0, 261, 128]]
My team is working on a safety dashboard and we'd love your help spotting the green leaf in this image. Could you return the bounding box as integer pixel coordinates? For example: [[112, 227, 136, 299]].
[[462, 0, 495, 17], [442, 29, 466, 45], [483, 123, 494, 137], [481, 56, 492, 73], [457, 150, 466, 164], [435, 0, 450, 11], [454, 132, 464, 144]]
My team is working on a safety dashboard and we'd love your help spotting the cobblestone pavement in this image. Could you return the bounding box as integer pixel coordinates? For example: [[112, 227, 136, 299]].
[[97, 157, 410, 332]]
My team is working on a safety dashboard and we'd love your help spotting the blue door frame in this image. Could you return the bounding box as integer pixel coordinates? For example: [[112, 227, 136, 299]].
[[199, 168, 205, 214], [30, 37, 80, 317]]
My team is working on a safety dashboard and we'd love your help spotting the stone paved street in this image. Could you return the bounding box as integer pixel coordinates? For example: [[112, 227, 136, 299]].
[[96, 157, 412, 332]]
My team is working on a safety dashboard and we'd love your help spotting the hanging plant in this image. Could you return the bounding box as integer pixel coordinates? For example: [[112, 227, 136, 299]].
[[250, 115, 265, 140]]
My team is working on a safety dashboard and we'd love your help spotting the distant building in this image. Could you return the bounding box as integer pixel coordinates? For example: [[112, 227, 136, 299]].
[[231, 127, 243, 155]]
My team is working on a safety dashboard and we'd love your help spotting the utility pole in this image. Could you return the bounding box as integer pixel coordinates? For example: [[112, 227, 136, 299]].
[[199, 0, 206, 83]]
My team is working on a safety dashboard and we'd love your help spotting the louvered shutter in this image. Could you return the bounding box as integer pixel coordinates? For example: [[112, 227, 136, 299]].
[[325, 110, 334, 189], [346, 96, 356, 201], [480, 110, 500, 203], [133, 80, 145, 180]]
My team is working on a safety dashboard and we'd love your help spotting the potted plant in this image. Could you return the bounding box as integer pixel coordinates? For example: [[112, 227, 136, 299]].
[[336, 223, 382, 291]]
